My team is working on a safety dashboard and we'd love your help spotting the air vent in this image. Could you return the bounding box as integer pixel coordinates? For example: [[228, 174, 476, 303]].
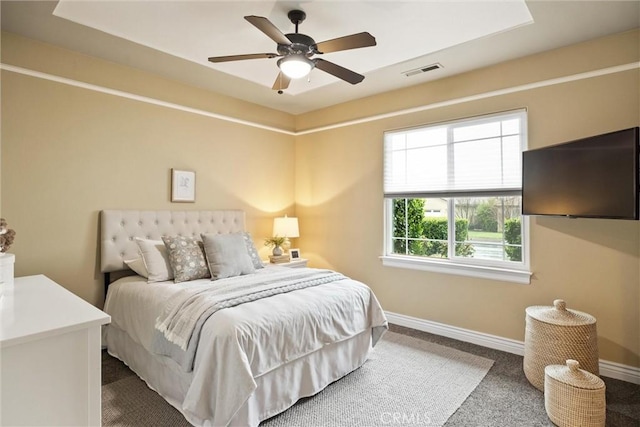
[[402, 63, 443, 77]]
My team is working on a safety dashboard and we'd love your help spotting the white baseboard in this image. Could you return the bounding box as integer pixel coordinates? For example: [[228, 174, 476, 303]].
[[385, 311, 640, 385]]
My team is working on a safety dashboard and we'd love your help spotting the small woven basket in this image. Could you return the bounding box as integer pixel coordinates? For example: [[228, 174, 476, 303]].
[[524, 299, 599, 391], [544, 359, 606, 427]]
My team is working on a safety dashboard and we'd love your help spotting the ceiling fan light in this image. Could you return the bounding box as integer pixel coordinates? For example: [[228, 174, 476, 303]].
[[278, 55, 314, 79]]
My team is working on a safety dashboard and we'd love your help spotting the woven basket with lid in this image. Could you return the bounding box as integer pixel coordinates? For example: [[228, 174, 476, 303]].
[[544, 359, 606, 427], [524, 299, 598, 391]]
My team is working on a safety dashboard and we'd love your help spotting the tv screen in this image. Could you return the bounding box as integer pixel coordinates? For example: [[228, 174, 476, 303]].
[[522, 127, 639, 220]]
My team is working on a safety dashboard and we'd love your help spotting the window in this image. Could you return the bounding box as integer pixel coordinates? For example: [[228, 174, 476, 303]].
[[382, 110, 531, 284]]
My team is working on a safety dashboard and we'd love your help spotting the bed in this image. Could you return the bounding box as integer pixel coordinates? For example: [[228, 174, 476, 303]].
[[100, 210, 388, 426]]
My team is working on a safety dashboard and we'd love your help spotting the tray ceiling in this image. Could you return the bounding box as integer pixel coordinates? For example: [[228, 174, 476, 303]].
[[52, 0, 533, 96], [2, 1, 639, 114]]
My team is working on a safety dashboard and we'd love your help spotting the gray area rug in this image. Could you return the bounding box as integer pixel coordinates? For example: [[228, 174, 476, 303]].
[[103, 331, 494, 426]]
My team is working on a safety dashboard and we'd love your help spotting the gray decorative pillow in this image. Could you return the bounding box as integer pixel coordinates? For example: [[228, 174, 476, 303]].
[[201, 233, 256, 280], [161, 235, 211, 283], [242, 232, 264, 269]]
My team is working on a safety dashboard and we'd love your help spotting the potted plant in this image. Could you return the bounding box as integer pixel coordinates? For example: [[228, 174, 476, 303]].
[[264, 235, 287, 256]]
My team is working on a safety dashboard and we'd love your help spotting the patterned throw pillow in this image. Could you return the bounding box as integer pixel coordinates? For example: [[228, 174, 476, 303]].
[[161, 235, 211, 283], [242, 232, 264, 269]]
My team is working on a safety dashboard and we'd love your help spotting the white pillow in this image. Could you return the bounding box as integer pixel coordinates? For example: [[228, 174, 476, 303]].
[[201, 233, 255, 280], [135, 238, 174, 282], [124, 257, 149, 278]]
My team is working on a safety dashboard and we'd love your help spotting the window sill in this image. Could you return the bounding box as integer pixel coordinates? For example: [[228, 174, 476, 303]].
[[380, 255, 532, 284]]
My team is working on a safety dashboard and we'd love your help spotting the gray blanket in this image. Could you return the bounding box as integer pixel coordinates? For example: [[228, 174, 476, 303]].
[[152, 268, 346, 371]]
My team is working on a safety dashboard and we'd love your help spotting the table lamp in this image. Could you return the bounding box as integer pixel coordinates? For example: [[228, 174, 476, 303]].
[[272, 215, 299, 256]]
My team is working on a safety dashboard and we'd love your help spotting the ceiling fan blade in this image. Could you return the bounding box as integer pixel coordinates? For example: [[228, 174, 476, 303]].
[[271, 72, 291, 91], [244, 16, 292, 45], [208, 53, 279, 63], [314, 58, 364, 85], [314, 32, 376, 54]]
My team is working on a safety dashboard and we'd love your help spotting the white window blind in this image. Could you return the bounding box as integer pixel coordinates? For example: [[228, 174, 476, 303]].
[[384, 110, 527, 198]]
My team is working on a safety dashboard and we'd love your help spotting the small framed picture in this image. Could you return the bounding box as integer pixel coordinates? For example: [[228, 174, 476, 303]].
[[171, 169, 196, 203], [289, 248, 301, 260]]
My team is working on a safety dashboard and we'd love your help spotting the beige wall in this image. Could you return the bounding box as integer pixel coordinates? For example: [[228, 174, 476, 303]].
[[1, 30, 639, 368], [1, 33, 296, 306], [295, 30, 640, 367]]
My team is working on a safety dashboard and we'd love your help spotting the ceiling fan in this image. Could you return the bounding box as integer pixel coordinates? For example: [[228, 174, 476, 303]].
[[208, 10, 376, 93]]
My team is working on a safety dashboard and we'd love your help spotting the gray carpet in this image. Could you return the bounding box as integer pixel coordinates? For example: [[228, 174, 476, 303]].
[[102, 324, 640, 426]]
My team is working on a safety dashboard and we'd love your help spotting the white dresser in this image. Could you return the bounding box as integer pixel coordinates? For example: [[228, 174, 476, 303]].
[[0, 275, 111, 426]]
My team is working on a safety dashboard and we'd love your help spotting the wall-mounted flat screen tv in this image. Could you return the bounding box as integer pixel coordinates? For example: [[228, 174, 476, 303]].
[[522, 127, 639, 220]]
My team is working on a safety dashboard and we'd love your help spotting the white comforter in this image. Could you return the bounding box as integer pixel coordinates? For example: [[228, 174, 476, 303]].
[[104, 267, 388, 426]]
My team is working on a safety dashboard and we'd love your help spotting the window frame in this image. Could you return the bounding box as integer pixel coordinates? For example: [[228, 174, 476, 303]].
[[381, 110, 532, 284]]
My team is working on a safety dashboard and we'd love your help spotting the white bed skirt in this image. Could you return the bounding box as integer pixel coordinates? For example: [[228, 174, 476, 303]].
[[106, 325, 373, 426]]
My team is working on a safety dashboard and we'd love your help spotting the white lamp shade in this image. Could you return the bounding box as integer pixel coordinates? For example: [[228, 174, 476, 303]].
[[273, 216, 299, 238], [278, 55, 314, 79]]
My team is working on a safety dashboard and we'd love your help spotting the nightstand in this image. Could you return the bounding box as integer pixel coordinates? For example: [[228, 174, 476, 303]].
[[265, 258, 308, 268]]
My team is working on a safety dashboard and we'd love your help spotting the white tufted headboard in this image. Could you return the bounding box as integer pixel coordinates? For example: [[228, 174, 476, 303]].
[[100, 210, 246, 274]]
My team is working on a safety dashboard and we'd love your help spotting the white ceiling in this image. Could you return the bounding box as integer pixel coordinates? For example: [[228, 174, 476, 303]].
[[51, 0, 533, 95], [2, 1, 639, 115]]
